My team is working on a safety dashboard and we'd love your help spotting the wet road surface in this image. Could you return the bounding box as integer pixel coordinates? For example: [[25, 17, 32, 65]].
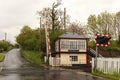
[[0, 49, 112, 80]]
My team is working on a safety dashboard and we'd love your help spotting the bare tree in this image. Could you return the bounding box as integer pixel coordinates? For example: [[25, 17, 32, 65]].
[[37, 0, 70, 31], [116, 12, 120, 42], [67, 22, 85, 35], [50, 0, 61, 30], [87, 11, 116, 39]]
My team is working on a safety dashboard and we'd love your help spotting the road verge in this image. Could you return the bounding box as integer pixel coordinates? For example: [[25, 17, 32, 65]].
[[0, 54, 5, 71], [20, 49, 45, 67], [92, 70, 120, 80]]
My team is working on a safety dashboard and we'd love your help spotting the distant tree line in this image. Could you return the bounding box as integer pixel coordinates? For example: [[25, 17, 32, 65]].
[[87, 11, 120, 43]]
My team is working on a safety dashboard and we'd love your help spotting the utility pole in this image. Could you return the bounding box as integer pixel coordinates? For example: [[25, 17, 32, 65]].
[[5, 32, 7, 41], [64, 8, 66, 31], [39, 17, 41, 51], [40, 17, 41, 28]]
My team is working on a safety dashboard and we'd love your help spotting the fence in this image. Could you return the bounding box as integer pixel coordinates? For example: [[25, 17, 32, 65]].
[[92, 58, 120, 74], [49, 57, 60, 66], [49, 57, 72, 66]]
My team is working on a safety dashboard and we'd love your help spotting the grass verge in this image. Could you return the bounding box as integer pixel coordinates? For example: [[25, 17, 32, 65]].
[[21, 49, 45, 66], [92, 70, 120, 80], [0, 54, 5, 62]]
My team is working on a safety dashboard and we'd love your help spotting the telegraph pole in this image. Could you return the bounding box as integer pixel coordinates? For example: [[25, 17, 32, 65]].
[[40, 17, 41, 28], [64, 8, 66, 31], [5, 32, 7, 41], [39, 17, 41, 51]]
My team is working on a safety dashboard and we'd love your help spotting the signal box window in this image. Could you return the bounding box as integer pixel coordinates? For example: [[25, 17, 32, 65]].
[[70, 56, 78, 61]]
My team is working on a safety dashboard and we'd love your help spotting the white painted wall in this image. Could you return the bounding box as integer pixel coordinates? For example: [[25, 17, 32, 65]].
[[61, 54, 87, 66]]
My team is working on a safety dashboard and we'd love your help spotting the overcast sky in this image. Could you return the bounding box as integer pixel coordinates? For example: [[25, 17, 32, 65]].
[[0, 0, 120, 44]]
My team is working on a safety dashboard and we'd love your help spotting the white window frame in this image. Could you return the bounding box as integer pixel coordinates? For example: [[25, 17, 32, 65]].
[[60, 39, 86, 51], [70, 56, 78, 61], [55, 41, 59, 51], [69, 40, 77, 50], [60, 39, 69, 49], [78, 40, 86, 51]]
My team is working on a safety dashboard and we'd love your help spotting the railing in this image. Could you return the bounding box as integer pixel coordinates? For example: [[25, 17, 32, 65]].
[[89, 48, 103, 57], [92, 58, 120, 74]]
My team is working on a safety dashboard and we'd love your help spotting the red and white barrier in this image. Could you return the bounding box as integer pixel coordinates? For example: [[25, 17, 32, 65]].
[[44, 9, 51, 62]]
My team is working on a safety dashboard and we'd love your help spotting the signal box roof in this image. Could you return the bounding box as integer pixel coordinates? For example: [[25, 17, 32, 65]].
[[58, 32, 89, 39]]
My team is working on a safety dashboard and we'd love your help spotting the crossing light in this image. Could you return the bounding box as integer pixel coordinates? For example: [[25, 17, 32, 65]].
[[95, 34, 111, 46]]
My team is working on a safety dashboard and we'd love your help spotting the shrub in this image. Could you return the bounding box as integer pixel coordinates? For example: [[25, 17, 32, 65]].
[[0, 41, 13, 51], [0, 54, 5, 62]]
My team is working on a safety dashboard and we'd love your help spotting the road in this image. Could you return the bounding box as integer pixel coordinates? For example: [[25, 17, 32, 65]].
[[0, 49, 112, 80]]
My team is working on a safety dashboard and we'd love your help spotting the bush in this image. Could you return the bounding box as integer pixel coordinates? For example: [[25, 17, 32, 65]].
[[88, 41, 95, 47], [0, 41, 13, 51], [0, 48, 3, 53], [0, 54, 5, 62]]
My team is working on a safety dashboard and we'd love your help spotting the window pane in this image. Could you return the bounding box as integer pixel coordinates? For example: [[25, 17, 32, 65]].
[[61, 40, 65, 49], [78, 40, 86, 50], [60, 40, 69, 49], [55, 41, 58, 51], [70, 56, 78, 61], [69, 40, 77, 50]]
